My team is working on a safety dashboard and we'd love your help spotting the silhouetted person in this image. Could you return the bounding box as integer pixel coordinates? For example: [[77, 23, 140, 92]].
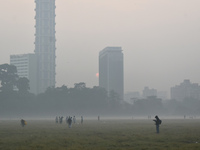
[[67, 116, 72, 128], [81, 116, 83, 124], [73, 116, 76, 124], [66, 116, 68, 123], [59, 116, 63, 124], [55, 116, 58, 123], [98, 116, 100, 121], [153, 115, 162, 133], [20, 119, 26, 127]]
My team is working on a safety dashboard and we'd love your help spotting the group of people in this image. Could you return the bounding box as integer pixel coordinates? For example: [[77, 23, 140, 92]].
[[55, 116, 84, 128], [55, 116, 64, 124], [20, 115, 162, 133]]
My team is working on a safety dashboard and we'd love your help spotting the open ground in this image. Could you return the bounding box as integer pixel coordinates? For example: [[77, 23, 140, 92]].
[[0, 118, 200, 150]]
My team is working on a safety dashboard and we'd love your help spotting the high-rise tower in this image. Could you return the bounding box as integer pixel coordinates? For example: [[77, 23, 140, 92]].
[[34, 0, 56, 93], [99, 47, 124, 100]]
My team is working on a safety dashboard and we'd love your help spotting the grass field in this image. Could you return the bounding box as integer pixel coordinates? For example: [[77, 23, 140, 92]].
[[0, 118, 200, 150]]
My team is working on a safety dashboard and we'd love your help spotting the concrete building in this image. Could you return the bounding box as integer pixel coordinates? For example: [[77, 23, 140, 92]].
[[99, 47, 124, 100], [171, 79, 200, 101], [10, 54, 37, 94], [34, 0, 56, 93], [157, 91, 168, 100], [142, 86, 157, 98]]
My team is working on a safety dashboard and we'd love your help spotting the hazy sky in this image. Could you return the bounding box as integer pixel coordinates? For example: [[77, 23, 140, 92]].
[[1, 0, 200, 96]]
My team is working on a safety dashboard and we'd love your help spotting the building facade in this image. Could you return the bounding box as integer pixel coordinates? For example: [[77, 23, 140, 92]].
[[99, 47, 124, 100], [171, 79, 200, 101], [34, 0, 56, 93], [142, 86, 157, 98], [10, 54, 37, 94]]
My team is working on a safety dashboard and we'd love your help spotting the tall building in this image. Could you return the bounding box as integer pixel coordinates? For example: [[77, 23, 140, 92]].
[[34, 0, 56, 93], [10, 54, 37, 94], [171, 79, 200, 101], [99, 47, 124, 100]]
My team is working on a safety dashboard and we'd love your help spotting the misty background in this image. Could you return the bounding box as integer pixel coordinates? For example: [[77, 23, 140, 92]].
[[1, 0, 200, 97]]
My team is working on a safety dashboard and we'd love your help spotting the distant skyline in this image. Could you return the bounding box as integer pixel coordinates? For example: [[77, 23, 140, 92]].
[[1, 0, 200, 96]]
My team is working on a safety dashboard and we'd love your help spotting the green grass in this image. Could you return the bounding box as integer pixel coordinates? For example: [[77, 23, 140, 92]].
[[0, 119, 200, 150]]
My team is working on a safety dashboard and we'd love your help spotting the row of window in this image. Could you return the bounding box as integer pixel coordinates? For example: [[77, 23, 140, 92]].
[[17, 67, 28, 71], [11, 63, 28, 67], [10, 59, 28, 62], [35, 2, 56, 11], [18, 71, 28, 74]]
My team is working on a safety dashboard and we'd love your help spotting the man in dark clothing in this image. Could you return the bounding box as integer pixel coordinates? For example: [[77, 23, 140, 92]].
[[153, 115, 162, 133], [67, 116, 72, 128], [21, 119, 25, 127]]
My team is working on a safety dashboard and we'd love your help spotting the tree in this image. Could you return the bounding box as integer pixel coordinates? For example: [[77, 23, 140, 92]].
[[109, 90, 120, 103], [133, 96, 163, 115], [0, 64, 18, 92], [74, 82, 86, 90], [16, 77, 30, 94], [107, 90, 121, 112]]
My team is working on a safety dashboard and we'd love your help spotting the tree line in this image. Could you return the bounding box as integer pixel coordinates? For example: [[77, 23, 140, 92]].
[[0, 63, 200, 118]]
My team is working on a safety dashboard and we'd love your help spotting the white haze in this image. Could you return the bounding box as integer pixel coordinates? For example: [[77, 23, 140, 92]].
[[0, 0, 200, 97]]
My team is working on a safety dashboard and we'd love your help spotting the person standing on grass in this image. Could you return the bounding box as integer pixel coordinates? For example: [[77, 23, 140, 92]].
[[55, 116, 58, 123], [153, 115, 162, 133], [59, 116, 63, 124], [81, 116, 83, 124], [73, 116, 76, 124], [66, 116, 68, 124], [67, 116, 72, 128], [20, 119, 26, 127]]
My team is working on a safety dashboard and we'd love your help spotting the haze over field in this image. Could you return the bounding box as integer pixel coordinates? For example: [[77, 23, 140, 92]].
[[0, 0, 200, 95]]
